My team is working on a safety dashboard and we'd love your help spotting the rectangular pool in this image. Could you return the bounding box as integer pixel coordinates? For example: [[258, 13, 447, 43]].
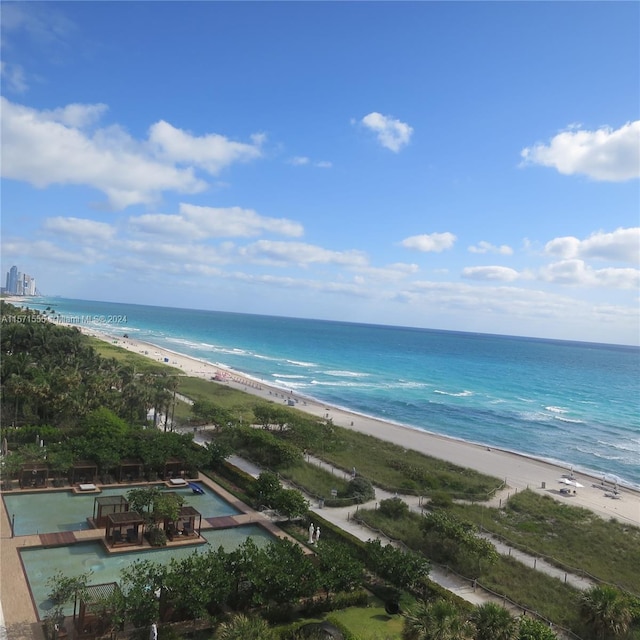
[[22, 525, 275, 619], [4, 483, 240, 536]]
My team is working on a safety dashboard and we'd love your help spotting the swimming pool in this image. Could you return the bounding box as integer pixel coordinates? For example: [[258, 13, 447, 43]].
[[4, 483, 240, 536], [21, 525, 275, 618]]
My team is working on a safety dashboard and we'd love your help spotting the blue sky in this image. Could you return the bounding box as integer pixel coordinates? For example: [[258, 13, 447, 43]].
[[1, 1, 639, 345]]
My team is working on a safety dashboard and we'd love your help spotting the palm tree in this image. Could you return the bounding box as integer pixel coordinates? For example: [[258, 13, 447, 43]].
[[402, 599, 475, 640], [580, 585, 632, 640], [215, 613, 276, 640], [518, 616, 559, 640], [471, 602, 517, 640]]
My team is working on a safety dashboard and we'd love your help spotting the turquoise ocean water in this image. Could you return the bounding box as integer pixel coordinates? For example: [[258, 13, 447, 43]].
[[24, 298, 640, 488]]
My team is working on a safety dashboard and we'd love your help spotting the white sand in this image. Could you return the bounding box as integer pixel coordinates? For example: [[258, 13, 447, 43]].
[[83, 327, 640, 527]]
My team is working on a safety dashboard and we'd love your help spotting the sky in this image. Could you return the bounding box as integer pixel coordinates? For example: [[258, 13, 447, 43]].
[[1, 1, 639, 346]]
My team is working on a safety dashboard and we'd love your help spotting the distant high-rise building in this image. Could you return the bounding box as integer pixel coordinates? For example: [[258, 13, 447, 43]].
[[4, 265, 36, 296], [6, 265, 18, 294]]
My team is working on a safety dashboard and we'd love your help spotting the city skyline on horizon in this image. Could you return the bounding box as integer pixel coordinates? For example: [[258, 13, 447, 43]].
[[3, 264, 37, 297]]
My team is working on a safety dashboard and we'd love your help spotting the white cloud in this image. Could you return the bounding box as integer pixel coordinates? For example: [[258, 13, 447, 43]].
[[148, 120, 263, 175], [352, 262, 419, 282], [361, 112, 413, 152], [123, 240, 233, 266], [42, 103, 109, 128], [44, 217, 115, 243], [521, 121, 640, 181], [1, 98, 207, 209], [240, 240, 368, 268], [0, 3, 76, 48], [544, 227, 639, 265], [462, 266, 520, 282], [1, 238, 103, 264], [288, 157, 332, 168], [401, 232, 456, 252], [0, 62, 28, 93], [185, 204, 303, 238], [468, 240, 513, 255], [129, 203, 304, 240], [540, 259, 639, 289]]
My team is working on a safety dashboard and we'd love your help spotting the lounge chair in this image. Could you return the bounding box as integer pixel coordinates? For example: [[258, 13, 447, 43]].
[[182, 524, 193, 537], [126, 528, 137, 543], [112, 530, 123, 545]]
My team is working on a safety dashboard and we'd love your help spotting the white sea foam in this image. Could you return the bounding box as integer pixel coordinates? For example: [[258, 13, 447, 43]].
[[434, 389, 473, 397], [286, 359, 318, 367], [273, 379, 308, 389], [322, 370, 369, 378], [545, 406, 568, 414], [555, 416, 584, 424], [311, 379, 376, 388]]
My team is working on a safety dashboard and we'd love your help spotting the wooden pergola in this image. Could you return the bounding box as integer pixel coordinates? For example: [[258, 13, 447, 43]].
[[163, 457, 186, 480], [117, 458, 143, 483], [93, 495, 129, 528], [105, 511, 144, 546], [19, 463, 48, 489], [172, 505, 202, 538], [73, 582, 120, 639], [70, 460, 97, 485]]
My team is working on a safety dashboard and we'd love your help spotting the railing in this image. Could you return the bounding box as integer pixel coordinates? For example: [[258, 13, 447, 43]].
[[477, 525, 640, 599], [351, 514, 584, 640]]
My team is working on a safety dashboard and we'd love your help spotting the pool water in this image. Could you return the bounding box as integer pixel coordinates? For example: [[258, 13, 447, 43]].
[[21, 525, 275, 618], [3, 483, 240, 536]]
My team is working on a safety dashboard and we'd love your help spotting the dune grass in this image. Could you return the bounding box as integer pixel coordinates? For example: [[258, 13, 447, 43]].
[[355, 506, 586, 635], [279, 462, 351, 500], [318, 425, 503, 498], [479, 556, 583, 631], [448, 490, 640, 594]]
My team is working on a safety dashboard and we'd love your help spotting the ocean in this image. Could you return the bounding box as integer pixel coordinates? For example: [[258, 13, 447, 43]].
[[21, 297, 640, 489]]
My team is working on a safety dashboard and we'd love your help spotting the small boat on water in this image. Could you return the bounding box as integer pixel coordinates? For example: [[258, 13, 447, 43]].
[[188, 482, 204, 495]]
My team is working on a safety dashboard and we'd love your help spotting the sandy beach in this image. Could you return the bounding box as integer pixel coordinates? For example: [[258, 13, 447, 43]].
[[83, 327, 640, 527]]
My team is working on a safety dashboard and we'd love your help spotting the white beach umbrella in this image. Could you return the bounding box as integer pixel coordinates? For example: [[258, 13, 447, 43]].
[[558, 478, 583, 488]]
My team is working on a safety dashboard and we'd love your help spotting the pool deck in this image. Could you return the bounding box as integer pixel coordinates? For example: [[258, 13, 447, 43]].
[[0, 473, 310, 640]]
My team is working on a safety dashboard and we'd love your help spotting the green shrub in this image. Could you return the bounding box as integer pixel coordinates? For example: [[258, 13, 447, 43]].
[[347, 476, 375, 503], [428, 491, 453, 509], [147, 525, 167, 547], [378, 497, 409, 519]]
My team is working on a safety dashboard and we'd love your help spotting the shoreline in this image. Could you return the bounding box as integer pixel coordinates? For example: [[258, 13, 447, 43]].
[[79, 325, 640, 527]]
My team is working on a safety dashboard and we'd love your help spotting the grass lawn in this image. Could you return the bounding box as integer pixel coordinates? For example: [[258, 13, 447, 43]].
[[329, 599, 405, 639], [84, 336, 182, 375]]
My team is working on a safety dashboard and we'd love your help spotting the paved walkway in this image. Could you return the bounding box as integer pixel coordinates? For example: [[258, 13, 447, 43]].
[[227, 454, 524, 613], [300, 454, 595, 592]]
